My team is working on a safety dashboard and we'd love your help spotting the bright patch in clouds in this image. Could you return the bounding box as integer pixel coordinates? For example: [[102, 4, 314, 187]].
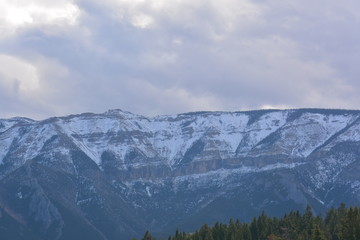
[[261, 105, 292, 110], [104, 0, 260, 31], [0, 0, 80, 37], [131, 13, 154, 29], [0, 54, 39, 94]]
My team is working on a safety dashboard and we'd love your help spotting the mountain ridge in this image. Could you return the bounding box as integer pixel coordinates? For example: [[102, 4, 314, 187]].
[[1, 108, 360, 239]]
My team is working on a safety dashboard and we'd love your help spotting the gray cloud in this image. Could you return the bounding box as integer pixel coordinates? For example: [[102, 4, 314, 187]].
[[0, 0, 359, 119]]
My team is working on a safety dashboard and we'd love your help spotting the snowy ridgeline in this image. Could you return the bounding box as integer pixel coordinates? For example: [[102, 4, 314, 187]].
[[0, 109, 359, 172]]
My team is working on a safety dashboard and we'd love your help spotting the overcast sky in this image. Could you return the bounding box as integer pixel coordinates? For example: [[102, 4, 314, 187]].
[[0, 0, 359, 119]]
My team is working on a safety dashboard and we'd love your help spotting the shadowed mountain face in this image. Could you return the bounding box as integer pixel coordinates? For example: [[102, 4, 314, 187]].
[[1, 109, 360, 239]]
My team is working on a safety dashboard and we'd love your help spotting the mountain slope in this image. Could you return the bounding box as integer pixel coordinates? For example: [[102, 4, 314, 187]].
[[1, 109, 360, 239]]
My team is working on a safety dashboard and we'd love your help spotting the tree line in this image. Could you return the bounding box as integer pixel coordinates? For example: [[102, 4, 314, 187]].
[[134, 204, 360, 240]]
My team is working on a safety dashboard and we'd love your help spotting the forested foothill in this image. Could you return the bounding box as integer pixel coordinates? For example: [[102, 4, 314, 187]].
[[136, 204, 360, 240]]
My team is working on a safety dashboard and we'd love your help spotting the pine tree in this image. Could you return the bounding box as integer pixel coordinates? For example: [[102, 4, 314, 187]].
[[312, 224, 326, 240], [142, 231, 156, 240], [257, 211, 269, 239], [212, 222, 226, 240], [250, 217, 259, 240], [339, 206, 360, 240], [242, 224, 252, 240], [199, 224, 214, 240], [303, 204, 314, 238]]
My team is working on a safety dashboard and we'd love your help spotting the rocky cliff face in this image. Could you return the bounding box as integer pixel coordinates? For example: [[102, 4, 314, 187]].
[[1, 109, 360, 239]]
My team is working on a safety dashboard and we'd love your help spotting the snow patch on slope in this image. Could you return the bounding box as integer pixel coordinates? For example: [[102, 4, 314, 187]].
[[254, 113, 356, 157], [174, 162, 305, 189], [237, 111, 289, 155], [0, 127, 18, 164], [311, 154, 356, 189]]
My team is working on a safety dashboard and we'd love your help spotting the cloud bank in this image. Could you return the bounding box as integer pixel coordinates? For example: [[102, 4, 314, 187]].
[[0, 0, 359, 119]]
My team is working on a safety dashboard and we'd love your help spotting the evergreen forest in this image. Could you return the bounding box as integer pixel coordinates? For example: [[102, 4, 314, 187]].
[[135, 204, 360, 240]]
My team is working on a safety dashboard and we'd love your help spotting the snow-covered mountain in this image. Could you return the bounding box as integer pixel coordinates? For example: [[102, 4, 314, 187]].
[[1, 109, 360, 239]]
